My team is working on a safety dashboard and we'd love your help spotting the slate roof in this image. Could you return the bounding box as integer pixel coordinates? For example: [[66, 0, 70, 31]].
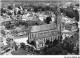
[[31, 23, 56, 32]]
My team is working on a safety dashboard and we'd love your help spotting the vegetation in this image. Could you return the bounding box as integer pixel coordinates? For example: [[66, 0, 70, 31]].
[[60, 7, 79, 21], [2, 19, 44, 30], [39, 36, 79, 55], [20, 42, 26, 50]]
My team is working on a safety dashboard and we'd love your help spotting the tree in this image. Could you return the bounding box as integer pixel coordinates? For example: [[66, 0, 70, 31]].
[[20, 42, 26, 50], [74, 10, 79, 22], [45, 40, 50, 45], [63, 38, 74, 53], [29, 41, 36, 46], [7, 5, 13, 10], [44, 16, 52, 24], [12, 42, 18, 51]]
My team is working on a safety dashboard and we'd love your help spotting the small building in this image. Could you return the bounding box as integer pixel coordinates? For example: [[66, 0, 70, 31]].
[[28, 23, 60, 49]]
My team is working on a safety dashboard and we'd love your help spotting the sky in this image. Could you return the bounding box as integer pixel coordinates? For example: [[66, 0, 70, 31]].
[[1, 0, 79, 2], [1, 0, 79, 8]]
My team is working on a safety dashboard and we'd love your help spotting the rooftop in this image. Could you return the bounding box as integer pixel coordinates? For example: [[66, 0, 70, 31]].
[[31, 23, 56, 32]]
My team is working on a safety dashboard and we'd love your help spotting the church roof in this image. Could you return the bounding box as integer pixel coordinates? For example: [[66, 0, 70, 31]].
[[31, 23, 56, 32]]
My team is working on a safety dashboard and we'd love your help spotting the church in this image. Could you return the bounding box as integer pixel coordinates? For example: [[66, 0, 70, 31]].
[[28, 23, 60, 50]]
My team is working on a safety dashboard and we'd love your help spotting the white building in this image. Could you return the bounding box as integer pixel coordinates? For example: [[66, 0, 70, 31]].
[[14, 37, 28, 45]]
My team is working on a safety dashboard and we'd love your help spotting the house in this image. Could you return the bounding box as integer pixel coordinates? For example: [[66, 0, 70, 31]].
[[28, 23, 60, 49], [62, 16, 75, 24], [61, 22, 78, 32], [62, 29, 73, 41]]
